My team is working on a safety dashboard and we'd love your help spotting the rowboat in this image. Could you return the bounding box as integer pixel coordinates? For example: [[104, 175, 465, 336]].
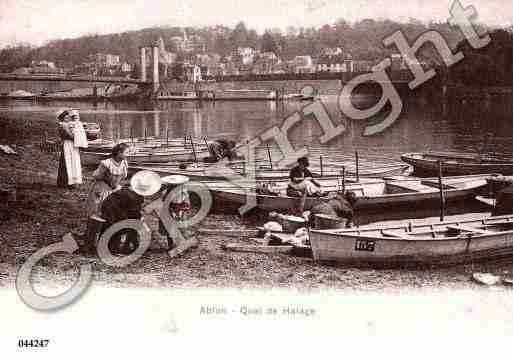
[[86, 137, 208, 153], [129, 162, 410, 181], [206, 174, 490, 212], [81, 148, 211, 167], [401, 152, 513, 176], [309, 214, 513, 267], [282, 93, 317, 101]]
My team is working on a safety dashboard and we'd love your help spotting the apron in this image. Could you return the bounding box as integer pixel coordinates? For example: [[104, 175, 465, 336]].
[[62, 140, 82, 185]]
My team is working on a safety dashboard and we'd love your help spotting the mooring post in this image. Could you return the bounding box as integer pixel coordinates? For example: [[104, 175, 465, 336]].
[[152, 43, 159, 93], [140, 47, 147, 82], [190, 136, 198, 164], [355, 151, 360, 182], [438, 160, 446, 221], [342, 166, 346, 193], [266, 144, 273, 170]]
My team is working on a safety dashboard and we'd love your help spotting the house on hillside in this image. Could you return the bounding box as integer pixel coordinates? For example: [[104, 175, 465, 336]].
[[171, 30, 206, 53], [352, 60, 378, 72], [293, 55, 314, 73], [252, 52, 281, 74], [322, 47, 343, 56], [232, 47, 257, 66], [316, 54, 353, 73], [31, 60, 56, 69], [29, 60, 64, 74], [93, 53, 120, 67], [183, 63, 202, 82]]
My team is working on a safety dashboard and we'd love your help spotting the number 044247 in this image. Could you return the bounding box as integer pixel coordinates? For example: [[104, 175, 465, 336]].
[[18, 339, 50, 348]]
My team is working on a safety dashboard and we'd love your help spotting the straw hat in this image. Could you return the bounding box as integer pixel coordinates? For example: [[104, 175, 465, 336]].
[[162, 175, 190, 186], [130, 170, 162, 196], [56, 108, 69, 120]]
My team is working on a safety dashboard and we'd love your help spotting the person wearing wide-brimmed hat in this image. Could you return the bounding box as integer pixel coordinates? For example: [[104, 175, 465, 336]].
[[95, 170, 162, 255], [158, 174, 198, 256]]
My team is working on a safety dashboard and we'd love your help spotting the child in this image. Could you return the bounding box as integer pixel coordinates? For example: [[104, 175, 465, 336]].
[[158, 175, 198, 257], [69, 109, 88, 149]]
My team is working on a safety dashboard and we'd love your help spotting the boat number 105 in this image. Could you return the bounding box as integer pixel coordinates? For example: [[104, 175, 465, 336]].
[[355, 240, 375, 252]]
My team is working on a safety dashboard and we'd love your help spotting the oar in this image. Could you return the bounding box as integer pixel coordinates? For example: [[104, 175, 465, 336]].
[[266, 143, 273, 170], [190, 135, 198, 164], [299, 191, 307, 215], [438, 160, 446, 221], [355, 151, 360, 182], [342, 166, 346, 193]]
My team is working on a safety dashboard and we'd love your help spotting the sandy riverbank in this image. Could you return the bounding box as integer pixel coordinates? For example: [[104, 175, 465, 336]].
[[1, 114, 513, 292]]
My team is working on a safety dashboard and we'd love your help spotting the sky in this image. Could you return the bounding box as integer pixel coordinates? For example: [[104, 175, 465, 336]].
[[0, 0, 511, 48]]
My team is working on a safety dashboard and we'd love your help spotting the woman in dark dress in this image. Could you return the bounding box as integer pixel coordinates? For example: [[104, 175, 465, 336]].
[[56, 109, 73, 188]]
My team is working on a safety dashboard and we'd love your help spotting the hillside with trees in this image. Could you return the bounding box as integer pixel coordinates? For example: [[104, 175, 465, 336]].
[[0, 19, 471, 72], [449, 29, 513, 86]]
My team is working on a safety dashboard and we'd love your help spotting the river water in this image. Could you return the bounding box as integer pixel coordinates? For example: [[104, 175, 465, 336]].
[[2, 93, 513, 167]]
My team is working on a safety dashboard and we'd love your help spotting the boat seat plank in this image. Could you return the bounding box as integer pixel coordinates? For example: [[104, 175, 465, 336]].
[[388, 181, 436, 193], [381, 230, 415, 239], [446, 225, 493, 235]]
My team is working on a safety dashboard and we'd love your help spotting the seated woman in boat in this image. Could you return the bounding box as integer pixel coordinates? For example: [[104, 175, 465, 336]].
[[308, 191, 357, 228], [100, 170, 162, 255], [287, 157, 322, 197]]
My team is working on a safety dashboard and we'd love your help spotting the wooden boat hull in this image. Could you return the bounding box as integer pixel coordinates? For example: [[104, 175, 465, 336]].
[[157, 96, 201, 100], [85, 138, 208, 154], [401, 152, 513, 176], [309, 215, 513, 267], [209, 175, 488, 212], [128, 163, 410, 182], [81, 150, 210, 167]]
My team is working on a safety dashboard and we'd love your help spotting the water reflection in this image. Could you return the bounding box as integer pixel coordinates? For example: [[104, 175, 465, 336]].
[[2, 95, 513, 162]]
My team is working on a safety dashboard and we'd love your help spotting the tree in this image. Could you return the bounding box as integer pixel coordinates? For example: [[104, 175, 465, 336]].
[[230, 21, 249, 48], [261, 31, 278, 54]]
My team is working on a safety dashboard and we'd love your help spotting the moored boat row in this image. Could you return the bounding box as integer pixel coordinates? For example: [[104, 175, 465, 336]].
[[401, 151, 513, 176], [85, 126, 513, 267]]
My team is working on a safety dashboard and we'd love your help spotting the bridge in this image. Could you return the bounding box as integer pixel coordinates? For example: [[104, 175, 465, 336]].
[[0, 73, 150, 85], [0, 43, 159, 97]]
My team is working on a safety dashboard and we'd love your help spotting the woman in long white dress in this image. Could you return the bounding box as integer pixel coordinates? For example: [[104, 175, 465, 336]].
[[56, 109, 83, 188]]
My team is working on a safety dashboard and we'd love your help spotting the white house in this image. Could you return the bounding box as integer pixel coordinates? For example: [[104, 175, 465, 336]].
[[293, 55, 314, 73]]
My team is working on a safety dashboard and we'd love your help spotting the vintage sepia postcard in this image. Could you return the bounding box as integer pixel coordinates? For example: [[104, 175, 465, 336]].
[[1, 0, 513, 356]]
